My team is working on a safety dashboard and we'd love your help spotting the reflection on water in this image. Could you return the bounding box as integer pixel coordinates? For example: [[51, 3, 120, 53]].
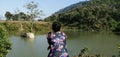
[[7, 35, 48, 57], [21, 37, 35, 44], [66, 31, 120, 56], [7, 32, 120, 57]]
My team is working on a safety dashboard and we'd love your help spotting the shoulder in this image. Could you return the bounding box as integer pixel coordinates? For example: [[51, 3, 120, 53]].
[[61, 31, 66, 36], [60, 31, 67, 39]]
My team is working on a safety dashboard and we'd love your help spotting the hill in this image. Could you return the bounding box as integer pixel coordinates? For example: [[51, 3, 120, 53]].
[[45, 0, 120, 32], [54, 1, 88, 14]]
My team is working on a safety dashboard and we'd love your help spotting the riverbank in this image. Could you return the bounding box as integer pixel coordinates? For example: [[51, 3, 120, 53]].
[[0, 21, 51, 35], [0, 21, 119, 36]]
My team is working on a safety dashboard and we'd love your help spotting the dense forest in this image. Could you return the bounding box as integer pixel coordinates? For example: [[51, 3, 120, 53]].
[[45, 0, 120, 32]]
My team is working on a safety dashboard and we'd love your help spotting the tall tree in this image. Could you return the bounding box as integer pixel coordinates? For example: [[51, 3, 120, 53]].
[[24, 1, 43, 31], [5, 11, 13, 21], [24, 1, 43, 21]]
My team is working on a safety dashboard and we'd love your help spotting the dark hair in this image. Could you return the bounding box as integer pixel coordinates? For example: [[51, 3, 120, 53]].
[[52, 22, 61, 32]]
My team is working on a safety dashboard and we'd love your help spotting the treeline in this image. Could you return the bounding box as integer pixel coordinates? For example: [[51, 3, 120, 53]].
[[5, 11, 31, 21], [5, 1, 43, 21], [45, 0, 120, 32]]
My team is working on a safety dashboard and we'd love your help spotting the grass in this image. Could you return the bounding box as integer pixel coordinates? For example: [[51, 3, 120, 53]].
[[0, 21, 51, 34]]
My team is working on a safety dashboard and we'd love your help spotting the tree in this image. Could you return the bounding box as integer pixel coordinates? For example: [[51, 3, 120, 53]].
[[5, 11, 13, 21], [24, 1, 43, 31], [12, 14, 19, 21], [24, 1, 43, 21], [19, 12, 27, 21], [0, 26, 11, 57]]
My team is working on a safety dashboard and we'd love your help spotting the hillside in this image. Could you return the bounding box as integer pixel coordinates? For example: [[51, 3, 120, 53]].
[[54, 1, 88, 14], [45, 0, 120, 32]]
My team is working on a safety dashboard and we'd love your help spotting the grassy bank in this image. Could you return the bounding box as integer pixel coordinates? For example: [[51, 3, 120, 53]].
[[0, 21, 51, 34]]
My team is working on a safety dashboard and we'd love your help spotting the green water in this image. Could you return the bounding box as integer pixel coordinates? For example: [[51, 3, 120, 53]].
[[7, 32, 120, 57]]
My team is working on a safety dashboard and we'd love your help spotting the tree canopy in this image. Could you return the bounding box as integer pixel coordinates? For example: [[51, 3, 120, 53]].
[[5, 11, 30, 21], [24, 1, 43, 21]]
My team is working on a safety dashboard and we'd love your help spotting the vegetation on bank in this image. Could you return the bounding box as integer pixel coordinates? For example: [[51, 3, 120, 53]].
[[72, 47, 120, 57], [3, 1, 46, 34], [45, 0, 120, 32], [0, 25, 11, 57], [0, 21, 51, 34]]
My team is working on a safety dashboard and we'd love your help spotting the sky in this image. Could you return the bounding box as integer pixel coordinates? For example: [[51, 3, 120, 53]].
[[0, 0, 85, 19]]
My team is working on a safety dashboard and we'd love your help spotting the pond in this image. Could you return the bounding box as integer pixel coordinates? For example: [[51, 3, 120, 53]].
[[6, 31, 120, 57]]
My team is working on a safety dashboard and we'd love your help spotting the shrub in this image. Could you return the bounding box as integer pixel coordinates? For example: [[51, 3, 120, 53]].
[[4, 22, 20, 32], [0, 25, 11, 57]]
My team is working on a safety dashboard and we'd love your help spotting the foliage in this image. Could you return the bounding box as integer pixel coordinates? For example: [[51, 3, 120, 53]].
[[13, 12, 31, 21], [0, 21, 50, 34], [0, 25, 11, 57], [45, 0, 120, 32], [5, 11, 31, 21], [24, 1, 43, 31], [113, 22, 120, 32], [4, 21, 20, 32], [76, 47, 106, 57], [5, 11, 13, 21], [33, 22, 50, 33], [5, 1, 43, 21], [79, 47, 89, 57], [24, 1, 43, 20]]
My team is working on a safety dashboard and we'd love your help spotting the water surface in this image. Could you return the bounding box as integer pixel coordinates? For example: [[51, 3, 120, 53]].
[[7, 32, 120, 57]]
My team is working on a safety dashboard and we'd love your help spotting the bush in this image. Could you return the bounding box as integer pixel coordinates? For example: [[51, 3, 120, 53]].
[[113, 22, 120, 32], [4, 22, 20, 32], [0, 25, 11, 57]]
